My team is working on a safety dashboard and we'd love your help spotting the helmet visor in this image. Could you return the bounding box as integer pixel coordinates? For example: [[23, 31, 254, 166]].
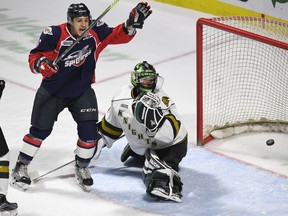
[[139, 75, 158, 91], [131, 71, 164, 93]]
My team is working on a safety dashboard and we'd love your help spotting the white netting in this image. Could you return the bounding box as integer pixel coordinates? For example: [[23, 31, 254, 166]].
[[199, 17, 288, 141]]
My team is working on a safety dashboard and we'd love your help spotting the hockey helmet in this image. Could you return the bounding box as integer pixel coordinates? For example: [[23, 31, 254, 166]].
[[67, 3, 91, 24], [131, 61, 159, 93]]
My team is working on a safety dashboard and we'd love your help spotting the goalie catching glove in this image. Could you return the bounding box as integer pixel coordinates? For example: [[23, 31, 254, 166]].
[[132, 92, 164, 132], [126, 2, 152, 29], [33, 56, 58, 78]]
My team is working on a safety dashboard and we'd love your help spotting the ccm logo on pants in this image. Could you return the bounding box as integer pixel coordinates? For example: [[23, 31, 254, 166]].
[[80, 108, 97, 113]]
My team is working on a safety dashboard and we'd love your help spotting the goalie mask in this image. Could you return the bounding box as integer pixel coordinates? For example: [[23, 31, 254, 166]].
[[131, 61, 162, 93], [67, 3, 91, 24], [132, 93, 164, 132]]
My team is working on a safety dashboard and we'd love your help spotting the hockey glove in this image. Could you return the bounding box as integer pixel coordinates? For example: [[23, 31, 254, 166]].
[[133, 94, 164, 132], [126, 2, 152, 29], [34, 56, 58, 78], [0, 80, 5, 99], [141, 92, 161, 108]]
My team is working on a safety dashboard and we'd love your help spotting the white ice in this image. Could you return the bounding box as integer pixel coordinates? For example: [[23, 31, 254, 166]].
[[0, 0, 288, 215]]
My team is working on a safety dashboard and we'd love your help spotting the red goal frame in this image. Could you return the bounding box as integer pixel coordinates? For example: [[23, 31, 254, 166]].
[[196, 17, 288, 145]]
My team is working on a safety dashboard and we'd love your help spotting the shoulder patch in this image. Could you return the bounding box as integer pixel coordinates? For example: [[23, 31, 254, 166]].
[[43, 27, 53, 35], [162, 96, 170, 107]]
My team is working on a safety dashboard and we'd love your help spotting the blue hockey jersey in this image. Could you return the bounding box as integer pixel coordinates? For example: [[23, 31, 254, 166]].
[[29, 21, 135, 98]]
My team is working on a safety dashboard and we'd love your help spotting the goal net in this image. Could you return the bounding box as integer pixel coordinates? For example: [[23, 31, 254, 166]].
[[196, 16, 288, 145]]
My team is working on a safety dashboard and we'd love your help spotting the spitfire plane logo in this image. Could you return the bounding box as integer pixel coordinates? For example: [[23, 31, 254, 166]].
[[272, 0, 288, 7], [64, 45, 92, 67]]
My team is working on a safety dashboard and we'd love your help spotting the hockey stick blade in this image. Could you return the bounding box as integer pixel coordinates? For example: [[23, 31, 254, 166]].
[[53, 0, 120, 65]]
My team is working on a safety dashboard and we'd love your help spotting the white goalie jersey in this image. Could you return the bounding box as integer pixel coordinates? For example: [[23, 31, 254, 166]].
[[99, 85, 188, 155]]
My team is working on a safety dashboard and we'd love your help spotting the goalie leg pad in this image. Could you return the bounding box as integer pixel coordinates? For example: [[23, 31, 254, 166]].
[[120, 143, 145, 163], [142, 149, 183, 202]]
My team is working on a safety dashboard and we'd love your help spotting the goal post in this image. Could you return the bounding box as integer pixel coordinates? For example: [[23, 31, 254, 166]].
[[196, 16, 288, 145]]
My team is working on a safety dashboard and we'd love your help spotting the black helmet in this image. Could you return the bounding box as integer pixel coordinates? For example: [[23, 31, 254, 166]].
[[67, 3, 91, 24]]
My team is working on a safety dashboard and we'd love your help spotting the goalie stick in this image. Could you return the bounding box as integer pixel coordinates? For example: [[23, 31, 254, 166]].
[[53, 0, 120, 65], [30, 134, 125, 182]]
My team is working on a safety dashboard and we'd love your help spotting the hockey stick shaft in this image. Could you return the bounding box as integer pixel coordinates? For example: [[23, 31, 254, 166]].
[[53, 0, 120, 65], [31, 159, 75, 182]]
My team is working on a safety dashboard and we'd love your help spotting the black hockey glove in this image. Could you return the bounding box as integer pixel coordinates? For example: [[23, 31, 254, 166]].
[[126, 2, 152, 29], [0, 80, 5, 99]]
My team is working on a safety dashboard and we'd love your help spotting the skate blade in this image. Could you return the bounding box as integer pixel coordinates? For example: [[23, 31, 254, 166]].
[[77, 182, 92, 192], [9, 179, 29, 192], [76, 178, 92, 192], [0, 209, 18, 216], [150, 190, 182, 203]]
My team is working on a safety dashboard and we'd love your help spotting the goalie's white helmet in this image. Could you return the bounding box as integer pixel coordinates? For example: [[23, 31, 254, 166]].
[[131, 61, 159, 93]]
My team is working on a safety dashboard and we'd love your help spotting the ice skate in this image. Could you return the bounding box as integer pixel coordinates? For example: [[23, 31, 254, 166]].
[[10, 162, 31, 191], [75, 164, 93, 192], [0, 194, 18, 216], [150, 181, 182, 203]]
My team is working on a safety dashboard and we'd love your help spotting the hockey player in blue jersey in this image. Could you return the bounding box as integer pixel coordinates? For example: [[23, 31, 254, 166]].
[[11, 2, 152, 192]]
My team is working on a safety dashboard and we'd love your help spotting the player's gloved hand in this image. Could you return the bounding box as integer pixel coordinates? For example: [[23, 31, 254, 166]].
[[126, 2, 152, 29], [0, 80, 5, 99], [34, 56, 58, 78], [141, 92, 161, 108]]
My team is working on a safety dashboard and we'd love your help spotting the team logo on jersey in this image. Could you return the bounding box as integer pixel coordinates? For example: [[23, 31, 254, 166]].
[[162, 96, 170, 107], [42, 27, 53, 35], [64, 45, 92, 67]]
